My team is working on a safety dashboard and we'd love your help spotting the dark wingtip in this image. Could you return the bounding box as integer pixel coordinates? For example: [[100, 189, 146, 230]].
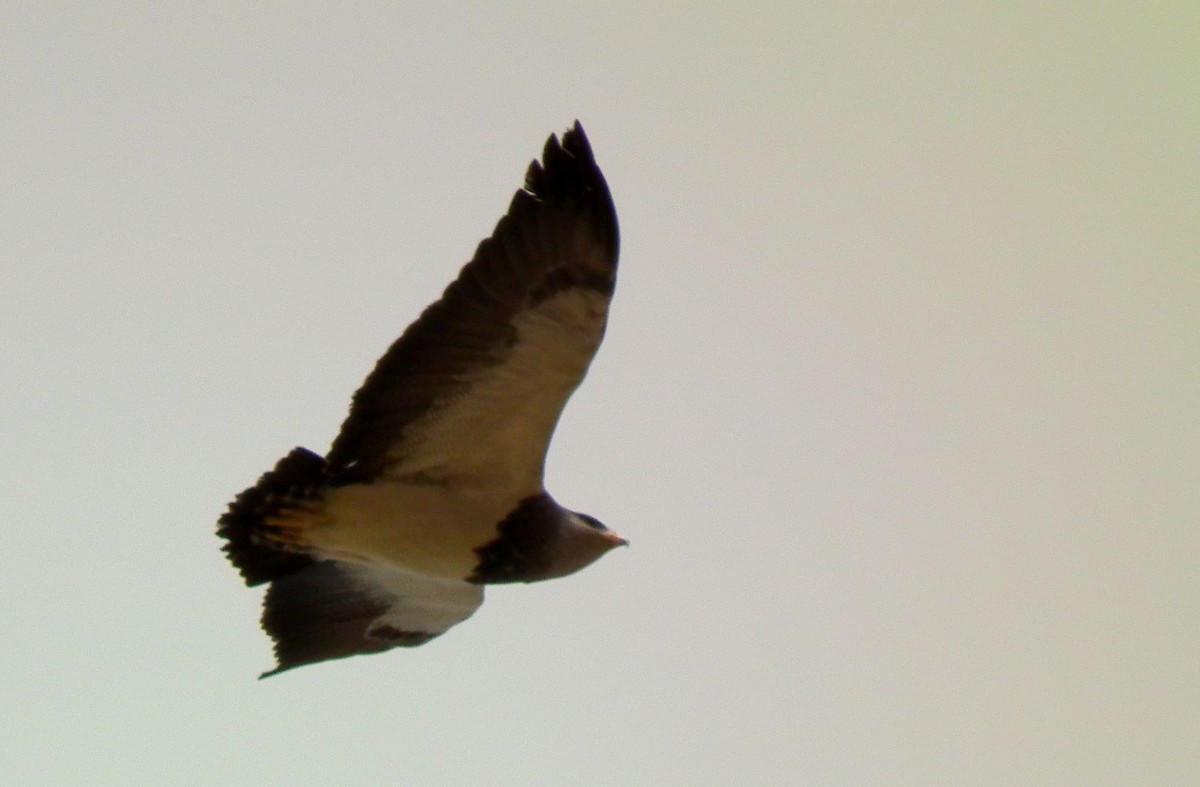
[[549, 120, 594, 163], [562, 119, 592, 157], [526, 121, 597, 190], [520, 121, 618, 261]]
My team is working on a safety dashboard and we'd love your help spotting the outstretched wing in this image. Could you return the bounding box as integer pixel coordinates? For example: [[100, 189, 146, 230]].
[[325, 122, 619, 490], [259, 560, 484, 677]]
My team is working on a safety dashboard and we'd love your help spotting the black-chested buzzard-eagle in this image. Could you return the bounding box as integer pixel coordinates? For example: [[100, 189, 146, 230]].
[[218, 122, 625, 677]]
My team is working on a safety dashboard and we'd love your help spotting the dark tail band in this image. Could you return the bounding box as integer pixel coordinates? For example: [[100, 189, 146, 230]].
[[217, 447, 326, 586]]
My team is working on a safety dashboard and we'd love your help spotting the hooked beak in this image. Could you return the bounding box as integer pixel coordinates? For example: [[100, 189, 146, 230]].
[[602, 531, 629, 548]]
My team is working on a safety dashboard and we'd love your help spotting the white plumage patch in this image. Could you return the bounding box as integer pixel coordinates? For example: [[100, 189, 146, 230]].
[[380, 287, 610, 490], [352, 563, 484, 638]]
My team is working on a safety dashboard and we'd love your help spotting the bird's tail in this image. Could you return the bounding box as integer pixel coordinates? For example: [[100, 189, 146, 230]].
[[218, 447, 328, 586]]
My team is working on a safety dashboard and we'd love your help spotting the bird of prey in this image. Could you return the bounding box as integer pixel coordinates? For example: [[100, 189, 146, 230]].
[[218, 122, 625, 677]]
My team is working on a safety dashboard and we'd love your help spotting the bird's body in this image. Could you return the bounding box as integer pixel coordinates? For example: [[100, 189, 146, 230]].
[[217, 123, 624, 677], [305, 481, 521, 577]]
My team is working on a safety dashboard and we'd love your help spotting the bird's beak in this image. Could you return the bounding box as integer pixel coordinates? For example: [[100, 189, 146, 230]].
[[603, 532, 629, 548]]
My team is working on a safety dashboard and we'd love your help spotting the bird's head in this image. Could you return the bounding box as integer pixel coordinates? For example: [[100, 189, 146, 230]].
[[544, 510, 627, 580]]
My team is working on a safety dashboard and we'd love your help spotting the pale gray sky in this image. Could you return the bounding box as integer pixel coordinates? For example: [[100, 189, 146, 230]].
[[2, 4, 1196, 785]]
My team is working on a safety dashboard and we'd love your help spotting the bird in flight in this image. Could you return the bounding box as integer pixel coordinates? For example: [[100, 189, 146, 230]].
[[218, 122, 625, 677]]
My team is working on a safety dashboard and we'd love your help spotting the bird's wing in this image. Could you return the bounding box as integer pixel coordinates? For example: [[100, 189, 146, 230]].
[[324, 122, 619, 491], [259, 560, 484, 677]]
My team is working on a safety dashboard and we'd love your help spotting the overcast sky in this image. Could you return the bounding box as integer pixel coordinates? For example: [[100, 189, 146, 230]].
[[2, 4, 1196, 785]]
